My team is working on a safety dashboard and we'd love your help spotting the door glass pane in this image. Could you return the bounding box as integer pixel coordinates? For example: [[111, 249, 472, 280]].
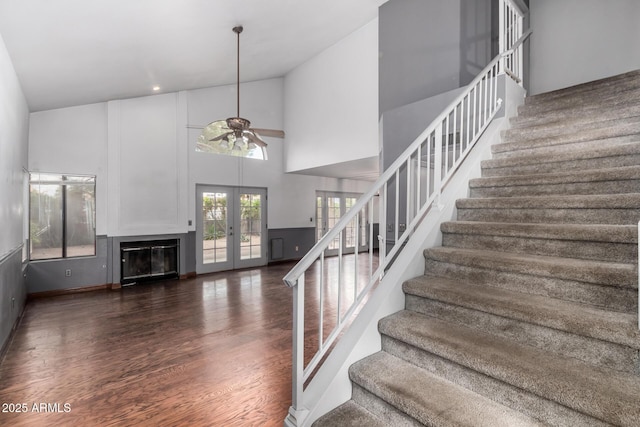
[[202, 192, 228, 264], [359, 207, 368, 247], [316, 196, 324, 241], [327, 197, 341, 250], [239, 193, 262, 260], [345, 197, 357, 248], [30, 183, 63, 260]]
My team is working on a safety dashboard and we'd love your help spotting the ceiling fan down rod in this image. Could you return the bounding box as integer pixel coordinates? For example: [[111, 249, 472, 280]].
[[233, 26, 243, 119]]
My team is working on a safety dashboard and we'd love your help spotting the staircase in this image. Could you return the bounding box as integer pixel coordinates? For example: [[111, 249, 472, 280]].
[[313, 70, 640, 426]]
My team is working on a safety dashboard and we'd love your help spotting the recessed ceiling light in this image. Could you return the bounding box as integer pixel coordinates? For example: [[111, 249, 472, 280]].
[[152, 86, 161, 91]]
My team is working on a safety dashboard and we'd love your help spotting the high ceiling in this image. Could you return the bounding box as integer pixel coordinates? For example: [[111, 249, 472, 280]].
[[0, 0, 386, 112]]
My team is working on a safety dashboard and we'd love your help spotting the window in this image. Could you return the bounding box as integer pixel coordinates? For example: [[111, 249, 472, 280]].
[[196, 120, 267, 160], [29, 173, 96, 260]]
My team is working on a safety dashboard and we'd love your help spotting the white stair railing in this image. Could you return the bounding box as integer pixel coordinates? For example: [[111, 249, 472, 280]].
[[283, 4, 529, 425], [500, 0, 526, 83]]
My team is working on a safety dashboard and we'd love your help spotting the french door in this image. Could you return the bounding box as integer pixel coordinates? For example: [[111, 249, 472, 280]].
[[316, 191, 368, 256], [196, 186, 267, 274]]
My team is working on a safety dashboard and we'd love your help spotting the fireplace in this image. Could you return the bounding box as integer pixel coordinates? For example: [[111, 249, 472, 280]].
[[120, 239, 179, 285]]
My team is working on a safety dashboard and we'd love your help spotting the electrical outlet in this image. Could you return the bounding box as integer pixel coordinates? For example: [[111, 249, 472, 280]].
[[295, 246, 299, 252], [65, 269, 72, 277]]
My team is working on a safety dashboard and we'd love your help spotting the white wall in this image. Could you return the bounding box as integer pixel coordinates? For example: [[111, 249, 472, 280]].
[[530, 0, 640, 94], [188, 78, 371, 230], [29, 77, 371, 240], [284, 19, 379, 173], [107, 93, 188, 236], [29, 103, 108, 235], [0, 32, 29, 258]]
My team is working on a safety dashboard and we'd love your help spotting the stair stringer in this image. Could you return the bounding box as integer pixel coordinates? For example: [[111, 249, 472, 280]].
[[300, 80, 525, 426]]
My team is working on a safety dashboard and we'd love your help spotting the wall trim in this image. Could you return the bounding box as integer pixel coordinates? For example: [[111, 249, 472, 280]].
[[0, 244, 23, 266], [28, 283, 112, 299], [0, 298, 26, 365]]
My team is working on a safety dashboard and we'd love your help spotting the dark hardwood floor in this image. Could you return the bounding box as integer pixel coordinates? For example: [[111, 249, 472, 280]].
[[0, 262, 300, 427]]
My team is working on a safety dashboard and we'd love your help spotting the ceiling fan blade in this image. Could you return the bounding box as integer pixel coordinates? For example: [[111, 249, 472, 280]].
[[244, 130, 268, 148], [209, 131, 233, 142], [251, 128, 285, 138]]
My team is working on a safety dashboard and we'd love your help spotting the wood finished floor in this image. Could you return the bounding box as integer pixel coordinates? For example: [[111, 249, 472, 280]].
[[0, 262, 301, 427]]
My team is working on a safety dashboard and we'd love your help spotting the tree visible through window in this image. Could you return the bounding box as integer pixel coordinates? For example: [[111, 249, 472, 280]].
[[29, 173, 96, 260]]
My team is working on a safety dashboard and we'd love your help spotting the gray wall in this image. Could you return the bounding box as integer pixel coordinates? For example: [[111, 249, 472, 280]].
[[268, 228, 316, 263], [379, 0, 462, 115], [0, 30, 29, 353], [0, 249, 26, 354], [379, 0, 496, 116], [26, 236, 109, 293]]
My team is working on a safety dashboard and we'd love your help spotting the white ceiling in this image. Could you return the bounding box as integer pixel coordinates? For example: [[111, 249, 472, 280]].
[[0, 0, 386, 112]]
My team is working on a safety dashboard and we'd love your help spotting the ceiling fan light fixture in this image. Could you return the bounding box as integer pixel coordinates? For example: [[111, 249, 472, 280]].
[[197, 24, 283, 160]]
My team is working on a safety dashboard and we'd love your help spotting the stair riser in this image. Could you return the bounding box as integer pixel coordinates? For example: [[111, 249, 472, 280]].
[[524, 72, 640, 107], [442, 233, 637, 263], [350, 384, 422, 427], [405, 295, 639, 374], [482, 152, 640, 177], [493, 134, 640, 160], [469, 179, 640, 198], [381, 336, 608, 427], [423, 259, 637, 313], [456, 207, 640, 225]]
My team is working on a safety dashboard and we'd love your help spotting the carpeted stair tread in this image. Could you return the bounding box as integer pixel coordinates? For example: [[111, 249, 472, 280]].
[[468, 165, 640, 197], [492, 132, 640, 159], [440, 221, 637, 262], [455, 194, 640, 225], [516, 87, 640, 119], [423, 246, 637, 288], [403, 275, 640, 349], [312, 400, 388, 427], [457, 193, 640, 209], [441, 221, 636, 244], [348, 351, 544, 427], [378, 311, 640, 426], [504, 113, 640, 140], [523, 69, 640, 106], [482, 142, 640, 176], [501, 118, 640, 146], [511, 102, 640, 130], [493, 136, 640, 161]]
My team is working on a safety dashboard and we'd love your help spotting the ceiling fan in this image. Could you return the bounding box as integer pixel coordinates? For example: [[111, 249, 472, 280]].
[[200, 26, 285, 160]]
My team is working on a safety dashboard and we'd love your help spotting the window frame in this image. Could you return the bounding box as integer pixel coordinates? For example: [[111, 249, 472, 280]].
[[29, 172, 97, 261]]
